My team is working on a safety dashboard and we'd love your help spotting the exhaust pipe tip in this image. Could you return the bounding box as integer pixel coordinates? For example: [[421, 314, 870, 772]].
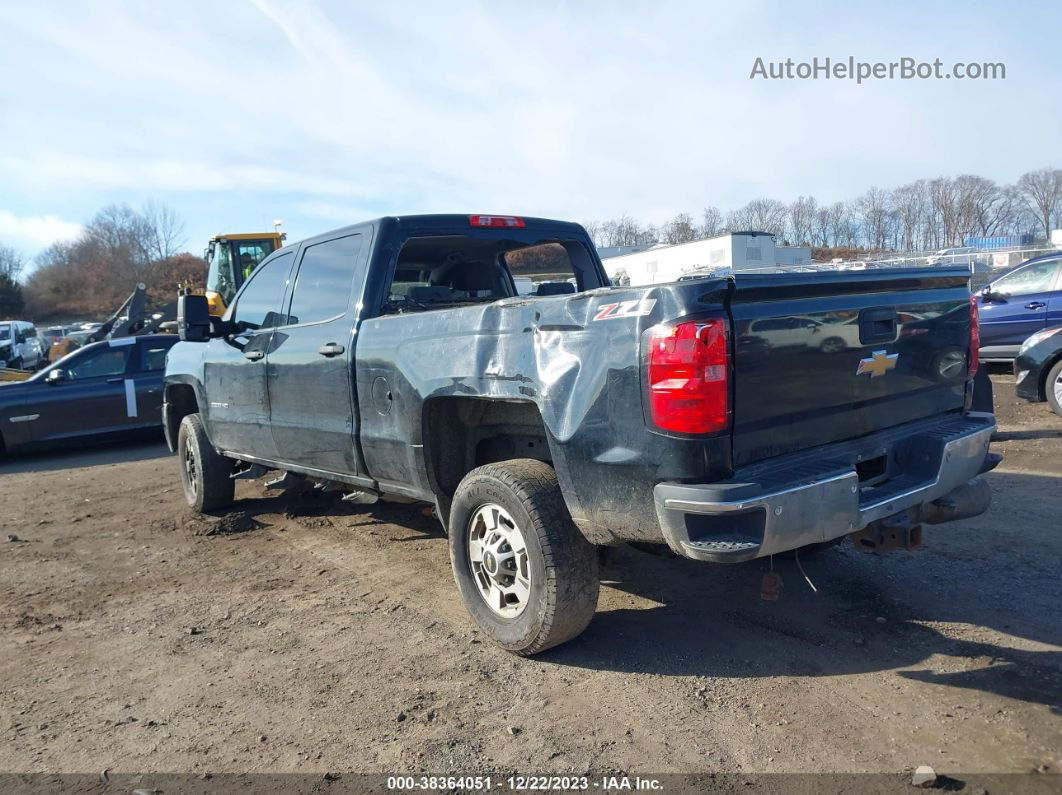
[[920, 477, 991, 525]]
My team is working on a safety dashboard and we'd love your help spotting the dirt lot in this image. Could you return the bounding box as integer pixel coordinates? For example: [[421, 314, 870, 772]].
[[1, 373, 1060, 778]]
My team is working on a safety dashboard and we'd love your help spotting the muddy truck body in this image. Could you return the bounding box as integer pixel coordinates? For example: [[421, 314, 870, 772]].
[[164, 214, 998, 654]]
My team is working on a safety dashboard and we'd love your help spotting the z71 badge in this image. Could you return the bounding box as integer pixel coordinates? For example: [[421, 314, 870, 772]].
[[593, 298, 657, 321]]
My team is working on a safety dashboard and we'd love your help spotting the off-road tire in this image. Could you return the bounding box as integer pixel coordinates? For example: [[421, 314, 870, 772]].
[[9, 357, 23, 371], [177, 413, 234, 513], [1046, 359, 1062, 418], [449, 459, 599, 655]]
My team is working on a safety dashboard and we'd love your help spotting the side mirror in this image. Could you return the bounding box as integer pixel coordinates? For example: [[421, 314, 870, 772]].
[[177, 294, 212, 342], [46, 369, 65, 385]]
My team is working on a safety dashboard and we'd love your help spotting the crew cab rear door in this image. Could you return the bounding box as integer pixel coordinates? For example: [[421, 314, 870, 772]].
[[266, 232, 367, 475], [729, 269, 972, 467]]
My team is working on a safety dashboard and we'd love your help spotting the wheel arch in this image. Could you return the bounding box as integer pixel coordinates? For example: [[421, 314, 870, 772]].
[[163, 379, 204, 452], [422, 396, 556, 525], [1040, 352, 1062, 402]]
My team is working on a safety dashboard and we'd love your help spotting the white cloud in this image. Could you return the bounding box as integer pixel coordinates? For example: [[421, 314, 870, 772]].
[[0, 210, 82, 251], [0, 0, 1057, 242]]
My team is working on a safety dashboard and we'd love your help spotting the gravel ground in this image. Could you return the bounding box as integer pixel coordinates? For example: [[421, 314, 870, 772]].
[[1, 373, 1059, 779]]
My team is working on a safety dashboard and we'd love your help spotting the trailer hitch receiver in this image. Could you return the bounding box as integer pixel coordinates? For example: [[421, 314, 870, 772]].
[[850, 510, 922, 555]]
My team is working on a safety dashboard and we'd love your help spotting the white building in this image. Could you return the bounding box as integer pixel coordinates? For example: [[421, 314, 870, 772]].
[[600, 232, 812, 286]]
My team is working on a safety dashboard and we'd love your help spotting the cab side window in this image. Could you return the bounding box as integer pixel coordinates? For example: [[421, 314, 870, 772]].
[[993, 259, 1060, 296], [232, 251, 294, 330]]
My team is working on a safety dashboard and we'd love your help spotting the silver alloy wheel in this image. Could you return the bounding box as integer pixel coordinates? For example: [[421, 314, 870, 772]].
[[183, 443, 198, 497], [1054, 371, 1062, 406], [467, 503, 532, 618]]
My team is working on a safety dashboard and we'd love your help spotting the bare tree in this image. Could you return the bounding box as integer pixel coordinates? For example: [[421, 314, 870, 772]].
[[1016, 167, 1062, 240], [661, 212, 697, 244], [142, 200, 188, 261], [598, 214, 658, 247], [834, 202, 859, 248], [700, 206, 723, 238], [727, 198, 787, 235], [857, 187, 892, 249], [581, 220, 604, 248], [25, 202, 193, 319], [928, 177, 963, 247], [812, 205, 833, 247], [0, 244, 26, 279], [891, 180, 928, 251], [787, 196, 817, 245]]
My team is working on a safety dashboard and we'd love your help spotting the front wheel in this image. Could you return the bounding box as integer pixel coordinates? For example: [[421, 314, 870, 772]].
[[9, 357, 23, 371], [177, 413, 234, 512], [448, 459, 599, 655], [1046, 359, 1062, 418]]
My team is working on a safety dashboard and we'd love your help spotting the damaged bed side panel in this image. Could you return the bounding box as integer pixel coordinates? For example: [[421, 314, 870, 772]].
[[353, 278, 734, 544]]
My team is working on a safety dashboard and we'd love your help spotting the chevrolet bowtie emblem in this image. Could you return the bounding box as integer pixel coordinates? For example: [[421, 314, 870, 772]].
[[856, 350, 899, 377]]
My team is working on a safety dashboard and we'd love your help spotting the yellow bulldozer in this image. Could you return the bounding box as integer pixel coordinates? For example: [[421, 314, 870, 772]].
[[204, 228, 286, 316]]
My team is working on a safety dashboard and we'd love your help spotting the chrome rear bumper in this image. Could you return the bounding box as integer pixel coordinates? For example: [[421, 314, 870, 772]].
[[654, 412, 996, 562]]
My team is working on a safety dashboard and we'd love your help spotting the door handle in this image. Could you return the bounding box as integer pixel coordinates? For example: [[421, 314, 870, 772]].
[[318, 342, 345, 357], [1025, 301, 1046, 310], [244, 349, 265, 361]]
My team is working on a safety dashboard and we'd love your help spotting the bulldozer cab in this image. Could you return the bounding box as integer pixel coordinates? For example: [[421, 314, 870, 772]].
[[204, 233, 284, 316]]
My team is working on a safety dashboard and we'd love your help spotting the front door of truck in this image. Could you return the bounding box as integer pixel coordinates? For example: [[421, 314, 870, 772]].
[[266, 233, 365, 475], [203, 250, 294, 459]]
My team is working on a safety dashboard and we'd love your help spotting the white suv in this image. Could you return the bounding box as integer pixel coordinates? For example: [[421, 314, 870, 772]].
[[0, 320, 46, 370]]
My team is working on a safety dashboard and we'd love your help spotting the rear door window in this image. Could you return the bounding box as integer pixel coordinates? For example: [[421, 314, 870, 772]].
[[286, 235, 363, 326]]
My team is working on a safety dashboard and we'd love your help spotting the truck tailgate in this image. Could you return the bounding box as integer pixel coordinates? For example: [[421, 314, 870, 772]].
[[728, 268, 972, 467]]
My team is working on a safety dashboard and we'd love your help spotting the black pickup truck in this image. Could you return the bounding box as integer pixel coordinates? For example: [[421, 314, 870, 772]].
[[164, 214, 998, 654]]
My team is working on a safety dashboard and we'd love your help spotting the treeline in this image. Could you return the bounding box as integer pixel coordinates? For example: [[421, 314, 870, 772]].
[[584, 167, 1062, 252], [0, 245, 26, 315], [22, 202, 203, 320]]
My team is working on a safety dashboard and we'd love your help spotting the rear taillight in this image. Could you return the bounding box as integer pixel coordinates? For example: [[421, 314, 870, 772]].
[[647, 318, 729, 434], [469, 215, 525, 228], [969, 294, 980, 377]]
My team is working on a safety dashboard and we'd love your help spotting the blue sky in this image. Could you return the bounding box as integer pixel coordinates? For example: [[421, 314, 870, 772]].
[[1, 0, 1058, 265]]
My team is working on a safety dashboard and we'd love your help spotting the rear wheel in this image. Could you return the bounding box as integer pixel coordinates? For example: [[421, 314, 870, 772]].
[[177, 413, 234, 512], [1046, 359, 1062, 418], [448, 459, 599, 655]]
